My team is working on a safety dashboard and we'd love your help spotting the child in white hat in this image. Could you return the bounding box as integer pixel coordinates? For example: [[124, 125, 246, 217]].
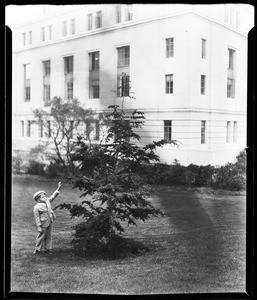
[[32, 181, 62, 254]]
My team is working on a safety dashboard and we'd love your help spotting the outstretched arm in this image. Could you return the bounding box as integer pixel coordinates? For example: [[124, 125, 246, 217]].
[[49, 182, 62, 203]]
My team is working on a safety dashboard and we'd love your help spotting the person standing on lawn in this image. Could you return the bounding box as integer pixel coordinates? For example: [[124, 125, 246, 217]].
[[32, 181, 62, 254]]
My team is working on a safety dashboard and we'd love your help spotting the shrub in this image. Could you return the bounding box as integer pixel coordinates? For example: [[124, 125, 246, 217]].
[[27, 160, 46, 175], [45, 162, 66, 178], [143, 161, 187, 186], [211, 163, 246, 191], [12, 156, 23, 174], [235, 150, 246, 173], [186, 164, 214, 187], [167, 162, 187, 185]]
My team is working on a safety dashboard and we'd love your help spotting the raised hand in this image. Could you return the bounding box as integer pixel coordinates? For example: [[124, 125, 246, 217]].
[[57, 181, 62, 190]]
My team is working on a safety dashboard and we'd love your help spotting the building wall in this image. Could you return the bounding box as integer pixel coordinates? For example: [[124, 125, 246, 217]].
[[12, 4, 253, 166]]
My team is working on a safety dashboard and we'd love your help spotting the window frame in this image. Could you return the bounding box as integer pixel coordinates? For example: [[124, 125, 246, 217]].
[[70, 18, 75, 35], [116, 5, 122, 23], [21, 121, 25, 137], [88, 13, 92, 30], [227, 78, 235, 98], [166, 38, 174, 58], [95, 11, 102, 29], [117, 46, 130, 67], [64, 56, 74, 100], [233, 121, 237, 143], [201, 38, 206, 59], [200, 75, 206, 95], [165, 74, 173, 94], [117, 74, 130, 97], [226, 121, 232, 143], [42, 60, 51, 104], [48, 25, 52, 40], [164, 120, 172, 141], [228, 48, 235, 70], [22, 33, 26, 46], [41, 27, 45, 42], [62, 21, 67, 36], [27, 120, 31, 137], [201, 120, 206, 144], [24, 64, 31, 102], [29, 31, 32, 44], [125, 5, 133, 21]]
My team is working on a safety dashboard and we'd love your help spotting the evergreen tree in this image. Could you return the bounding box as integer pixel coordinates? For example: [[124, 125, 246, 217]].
[[58, 105, 178, 258]]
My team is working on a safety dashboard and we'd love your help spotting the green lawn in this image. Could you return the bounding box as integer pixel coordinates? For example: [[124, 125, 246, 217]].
[[10, 175, 246, 294]]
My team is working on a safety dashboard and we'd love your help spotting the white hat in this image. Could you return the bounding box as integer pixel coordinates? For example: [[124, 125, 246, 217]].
[[33, 190, 46, 201]]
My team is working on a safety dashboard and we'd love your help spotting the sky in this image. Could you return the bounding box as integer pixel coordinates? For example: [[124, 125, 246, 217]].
[[5, 5, 75, 30], [6, 4, 255, 31], [6, 5, 46, 29]]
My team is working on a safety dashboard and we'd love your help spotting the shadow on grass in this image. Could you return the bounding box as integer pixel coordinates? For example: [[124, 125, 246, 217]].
[[155, 188, 246, 291]]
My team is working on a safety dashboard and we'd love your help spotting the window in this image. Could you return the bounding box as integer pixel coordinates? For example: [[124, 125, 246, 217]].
[[89, 52, 100, 99], [201, 75, 206, 94], [201, 121, 206, 144], [62, 21, 67, 36], [47, 120, 51, 137], [116, 5, 122, 23], [226, 121, 232, 143], [29, 31, 32, 44], [27, 121, 31, 137], [117, 74, 130, 97], [227, 78, 235, 98], [22, 33, 26, 46], [233, 121, 237, 142], [164, 120, 172, 141], [41, 27, 45, 42], [24, 64, 31, 102], [71, 18, 75, 34], [64, 56, 73, 74], [166, 38, 174, 58], [64, 56, 73, 100], [117, 46, 130, 97], [38, 121, 43, 138], [165, 74, 173, 94], [48, 25, 52, 40], [43, 60, 51, 104], [88, 14, 92, 30], [125, 5, 133, 21], [117, 46, 130, 67], [89, 78, 100, 99], [95, 11, 102, 29], [89, 51, 99, 71], [201, 38, 206, 59], [21, 121, 24, 136], [227, 48, 235, 98], [228, 48, 235, 70]]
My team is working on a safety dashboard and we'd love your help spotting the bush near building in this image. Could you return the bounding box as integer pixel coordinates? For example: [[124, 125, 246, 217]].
[[14, 150, 246, 191], [143, 150, 246, 191]]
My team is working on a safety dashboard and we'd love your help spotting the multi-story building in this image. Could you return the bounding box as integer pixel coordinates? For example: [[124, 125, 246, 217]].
[[11, 4, 254, 166]]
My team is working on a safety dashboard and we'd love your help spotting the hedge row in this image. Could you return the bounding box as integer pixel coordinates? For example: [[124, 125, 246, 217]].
[[12, 151, 246, 191], [144, 151, 246, 191]]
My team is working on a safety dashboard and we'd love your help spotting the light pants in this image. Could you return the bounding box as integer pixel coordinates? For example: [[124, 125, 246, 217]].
[[35, 222, 53, 251]]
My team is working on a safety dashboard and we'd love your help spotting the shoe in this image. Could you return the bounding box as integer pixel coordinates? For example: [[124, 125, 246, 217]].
[[44, 250, 52, 254], [32, 250, 39, 255]]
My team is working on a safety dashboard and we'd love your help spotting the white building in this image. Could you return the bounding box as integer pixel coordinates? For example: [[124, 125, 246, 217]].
[[11, 4, 254, 166]]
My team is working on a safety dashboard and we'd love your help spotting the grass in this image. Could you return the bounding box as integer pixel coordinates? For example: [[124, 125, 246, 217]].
[[10, 174, 246, 294]]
